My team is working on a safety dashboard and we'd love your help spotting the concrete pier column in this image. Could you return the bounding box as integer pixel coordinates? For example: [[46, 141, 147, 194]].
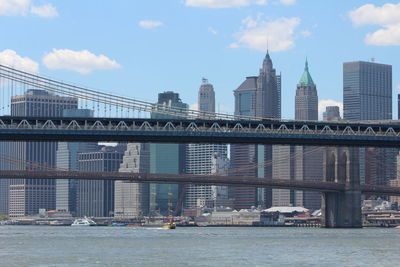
[[321, 147, 362, 228]]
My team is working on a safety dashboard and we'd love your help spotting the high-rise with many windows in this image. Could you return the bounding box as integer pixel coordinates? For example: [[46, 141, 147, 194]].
[[343, 61, 394, 187], [185, 79, 228, 208], [76, 145, 124, 217], [149, 92, 188, 216], [293, 60, 322, 209], [55, 109, 97, 216], [115, 143, 150, 217], [232, 52, 281, 209], [8, 89, 78, 217]]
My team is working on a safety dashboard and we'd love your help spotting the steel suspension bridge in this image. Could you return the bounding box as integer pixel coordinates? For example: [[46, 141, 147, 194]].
[[0, 63, 400, 227]]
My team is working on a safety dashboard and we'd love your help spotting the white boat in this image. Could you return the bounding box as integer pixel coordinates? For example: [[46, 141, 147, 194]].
[[71, 217, 96, 226]]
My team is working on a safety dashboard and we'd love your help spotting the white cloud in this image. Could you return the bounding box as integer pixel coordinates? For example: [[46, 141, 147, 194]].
[[0, 0, 58, 18], [349, 3, 400, 27], [230, 16, 300, 52], [280, 0, 295, 5], [0, 49, 39, 73], [208, 27, 218, 35], [185, 0, 266, 8], [0, 0, 30, 16], [364, 23, 400, 46], [318, 99, 343, 120], [42, 49, 121, 74], [138, 20, 163, 29], [31, 4, 58, 18], [349, 3, 400, 46]]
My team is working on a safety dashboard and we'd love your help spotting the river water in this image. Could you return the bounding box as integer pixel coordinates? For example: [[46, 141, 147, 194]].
[[0, 226, 399, 266]]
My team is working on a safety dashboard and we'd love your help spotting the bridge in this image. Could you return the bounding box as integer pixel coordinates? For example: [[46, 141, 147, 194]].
[[0, 170, 399, 196], [0, 116, 400, 147], [0, 63, 399, 228]]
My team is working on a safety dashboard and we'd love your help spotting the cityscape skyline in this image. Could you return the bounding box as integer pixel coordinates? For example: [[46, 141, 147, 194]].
[[0, 1, 399, 120], [2, 2, 400, 265]]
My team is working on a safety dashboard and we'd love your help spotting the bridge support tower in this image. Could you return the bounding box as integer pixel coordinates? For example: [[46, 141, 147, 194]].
[[321, 147, 362, 228]]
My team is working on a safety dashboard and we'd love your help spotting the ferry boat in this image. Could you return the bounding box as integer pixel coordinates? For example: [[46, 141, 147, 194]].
[[71, 217, 96, 226], [162, 221, 176, 229]]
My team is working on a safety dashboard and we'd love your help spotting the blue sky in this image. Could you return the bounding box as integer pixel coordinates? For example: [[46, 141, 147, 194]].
[[0, 0, 399, 119]]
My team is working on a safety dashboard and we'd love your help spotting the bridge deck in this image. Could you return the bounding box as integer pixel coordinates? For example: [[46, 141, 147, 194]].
[[0, 116, 400, 146], [1, 170, 399, 196]]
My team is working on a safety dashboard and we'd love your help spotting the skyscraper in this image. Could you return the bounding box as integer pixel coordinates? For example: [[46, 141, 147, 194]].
[[115, 143, 150, 217], [232, 77, 258, 209], [198, 78, 215, 113], [343, 61, 393, 186], [232, 51, 281, 209], [186, 79, 228, 208], [8, 89, 78, 217], [149, 91, 188, 215], [56, 109, 97, 215], [294, 60, 322, 209], [76, 145, 124, 217]]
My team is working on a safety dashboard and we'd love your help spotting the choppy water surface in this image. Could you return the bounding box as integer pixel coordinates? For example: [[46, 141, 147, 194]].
[[0, 226, 399, 266]]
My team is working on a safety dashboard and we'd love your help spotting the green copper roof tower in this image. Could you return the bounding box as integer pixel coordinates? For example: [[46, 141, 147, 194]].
[[294, 58, 321, 211], [298, 58, 315, 86]]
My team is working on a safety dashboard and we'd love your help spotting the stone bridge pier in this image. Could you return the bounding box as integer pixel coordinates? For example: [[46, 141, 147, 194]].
[[321, 147, 362, 228]]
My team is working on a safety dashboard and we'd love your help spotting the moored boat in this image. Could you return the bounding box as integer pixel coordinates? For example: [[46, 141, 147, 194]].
[[71, 217, 96, 226]]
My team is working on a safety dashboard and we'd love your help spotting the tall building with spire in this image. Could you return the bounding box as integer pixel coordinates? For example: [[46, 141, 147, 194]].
[[233, 51, 281, 209], [295, 59, 318, 120], [294, 60, 322, 209], [272, 59, 322, 209]]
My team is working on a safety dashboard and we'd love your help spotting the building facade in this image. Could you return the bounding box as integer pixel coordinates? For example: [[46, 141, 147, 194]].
[[232, 52, 281, 209], [232, 76, 258, 209], [115, 143, 150, 217], [55, 109, 96, 216], [8, 89, 78, 217], [343, 61, 394, 187], [149, 91, 188, 216], [294, 60, 322, 210], [185, 79, 228, 208], [323, 106, 341, 121], [76, 146, 124, 217]]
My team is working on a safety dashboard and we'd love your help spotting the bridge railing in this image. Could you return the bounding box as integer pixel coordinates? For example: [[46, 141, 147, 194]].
[[1, 116, 400, 138]]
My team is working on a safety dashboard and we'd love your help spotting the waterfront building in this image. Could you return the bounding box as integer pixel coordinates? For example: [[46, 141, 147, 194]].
[[76, 146, 124, 217], [343, 61, 394, 186], [55, 109, 97, 216], [150, 92, 188, 216], [185, 79, 228, 208], [8, 89, 78, 217], [232, 51, 281, 209], [390, 153, 400, 204], [0, 141, 12, 214], [115, 143, 150, 217]]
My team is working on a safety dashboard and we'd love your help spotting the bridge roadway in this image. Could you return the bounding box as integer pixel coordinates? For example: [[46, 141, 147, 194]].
[[1, 170, 399, 196], [1, 116, 400, 147]]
